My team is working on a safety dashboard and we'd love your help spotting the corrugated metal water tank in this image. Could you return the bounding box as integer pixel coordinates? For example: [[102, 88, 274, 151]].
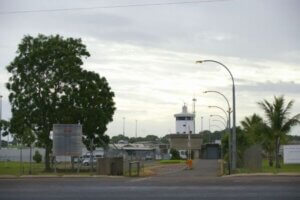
[[53, 124, 82, 156]]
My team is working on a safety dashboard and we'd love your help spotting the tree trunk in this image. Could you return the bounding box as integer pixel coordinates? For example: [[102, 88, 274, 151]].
[[45, 143, 51, 171], [275, 137, 281, 168], [29, 145, 32, 175], [268, 152, 273, 167]]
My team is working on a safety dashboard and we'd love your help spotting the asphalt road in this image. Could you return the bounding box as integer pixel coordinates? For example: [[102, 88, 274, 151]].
[[0, 175, 300, 200], [1, 160, 299, 200]]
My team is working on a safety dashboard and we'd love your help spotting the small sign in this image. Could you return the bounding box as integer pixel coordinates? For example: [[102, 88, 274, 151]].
[[283, 145, 300, 164]]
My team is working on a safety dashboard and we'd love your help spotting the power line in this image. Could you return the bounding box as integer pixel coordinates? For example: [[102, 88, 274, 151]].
[[0, 0, 232, 15]]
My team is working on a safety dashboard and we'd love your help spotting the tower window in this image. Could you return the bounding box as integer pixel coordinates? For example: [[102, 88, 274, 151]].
[[176, 117, 193, 120], [176, 117, 186, 120]]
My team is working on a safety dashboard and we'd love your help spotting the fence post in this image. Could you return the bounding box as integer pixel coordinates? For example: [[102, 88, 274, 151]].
[[129, 162, 132, 177], [137, 162, 140, 177]]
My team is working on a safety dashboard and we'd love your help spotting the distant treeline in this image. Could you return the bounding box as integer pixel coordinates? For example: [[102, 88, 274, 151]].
[[110, 134, 169, 144]]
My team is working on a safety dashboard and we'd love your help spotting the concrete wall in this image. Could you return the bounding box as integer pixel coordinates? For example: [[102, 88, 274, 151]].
[[168, 134, 203, 150], [97, 157, 123, 175], [243, 144, 262, 170]]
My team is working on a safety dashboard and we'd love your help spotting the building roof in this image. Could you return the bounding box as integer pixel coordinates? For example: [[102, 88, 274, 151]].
[[166, 134, 203, 139], [174, 104, 195, 117], [109, 143, 155, 151]]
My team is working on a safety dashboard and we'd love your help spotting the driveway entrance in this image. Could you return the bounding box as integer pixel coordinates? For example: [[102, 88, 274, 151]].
[[156, 159, 219, 178]]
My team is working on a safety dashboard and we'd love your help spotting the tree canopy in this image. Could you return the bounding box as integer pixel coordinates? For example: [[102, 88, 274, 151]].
[[6, 34, 115, 170], [258, 96, 300, 168]]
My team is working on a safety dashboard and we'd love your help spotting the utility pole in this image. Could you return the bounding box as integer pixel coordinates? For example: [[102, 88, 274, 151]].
[[201, 116, 204, 132], [232, 84, 237, 170], [135, 120, 138, 138], [122, 117, 126, 136], [209, 116, 211, 144], [192, 98, 196, 134]]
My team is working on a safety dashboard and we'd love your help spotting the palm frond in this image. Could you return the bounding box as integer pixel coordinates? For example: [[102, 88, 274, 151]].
[[281, 114, 300, 133], [258, 99, 273, 125], [273, 96, 285, 130], [283, 99, 294, 118]]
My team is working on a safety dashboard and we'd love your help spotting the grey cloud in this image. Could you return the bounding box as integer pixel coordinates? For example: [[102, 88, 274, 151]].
[[2, 0, 300, 64], [116, 91, 178, 106], [238, 81, 300, 94]]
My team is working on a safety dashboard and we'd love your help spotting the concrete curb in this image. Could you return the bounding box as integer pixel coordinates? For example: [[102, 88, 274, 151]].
[[0, 175, 127, 179], [0, 175, 18, 179], [222, 173, 300, 177]]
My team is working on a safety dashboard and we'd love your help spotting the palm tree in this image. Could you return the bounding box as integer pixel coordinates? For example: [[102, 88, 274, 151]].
[[241, 114, 275, 166], [258, 96, 300, 168], [241, 114, 263, 141]]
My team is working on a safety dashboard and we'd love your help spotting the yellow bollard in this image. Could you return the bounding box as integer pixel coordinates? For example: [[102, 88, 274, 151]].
[[186, 159, 193, 169]]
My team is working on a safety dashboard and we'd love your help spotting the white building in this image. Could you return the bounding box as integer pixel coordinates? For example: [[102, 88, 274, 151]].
[[174, 104, 195, 134]]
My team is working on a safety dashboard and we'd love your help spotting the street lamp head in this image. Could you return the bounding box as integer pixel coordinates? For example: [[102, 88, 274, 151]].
[[195, 60, 203, 64], [203, 91, 208, 94]]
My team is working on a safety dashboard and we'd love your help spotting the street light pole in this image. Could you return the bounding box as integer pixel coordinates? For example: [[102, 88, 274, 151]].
[[204, 91, 230, 112], [209, 116, 211, 143], [210, 115, 227, 126], [0, 95, 2, 150], [210, 124, 222, 131], [197, 60, 237, 171], [212, 119, 226, 129], [204, 90, 232, 172], [208, 106, 228, 120]]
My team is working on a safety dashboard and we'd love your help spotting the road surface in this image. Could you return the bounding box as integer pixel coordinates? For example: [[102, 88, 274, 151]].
[[0, 160, 299, 200]]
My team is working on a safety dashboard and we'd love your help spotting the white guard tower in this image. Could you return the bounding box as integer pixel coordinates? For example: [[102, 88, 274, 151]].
[[174, 104, 195, 134]]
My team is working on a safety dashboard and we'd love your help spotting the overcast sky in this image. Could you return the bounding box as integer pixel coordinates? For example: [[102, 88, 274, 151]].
[[0, 0, 300, 138]]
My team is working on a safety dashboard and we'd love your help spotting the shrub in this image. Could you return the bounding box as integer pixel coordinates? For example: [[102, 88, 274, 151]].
[[170, 148, 180, 160], [33, 150, 42, 163]]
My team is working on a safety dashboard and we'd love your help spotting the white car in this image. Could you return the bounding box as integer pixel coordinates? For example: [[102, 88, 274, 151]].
[[82, 157, 98, 166]]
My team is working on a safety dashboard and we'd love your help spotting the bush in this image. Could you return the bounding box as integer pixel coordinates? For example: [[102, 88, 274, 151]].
[[170, 148, 180, 160], [33, 150, 42, 163]]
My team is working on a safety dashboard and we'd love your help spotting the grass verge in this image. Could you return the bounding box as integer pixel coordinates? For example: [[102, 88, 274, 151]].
[[0, 161, 95, 176], [237, 159, 300, 174], [159, 160, 186, 164]]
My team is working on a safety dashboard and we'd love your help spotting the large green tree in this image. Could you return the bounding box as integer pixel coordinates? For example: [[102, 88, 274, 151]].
[[0, 119, 10, 147], [6, 34, 115, 170], [258, 96, 300, 168]]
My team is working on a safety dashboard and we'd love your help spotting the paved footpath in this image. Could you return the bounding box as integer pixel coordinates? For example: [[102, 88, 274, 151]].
[[156, 159, 219, 178]]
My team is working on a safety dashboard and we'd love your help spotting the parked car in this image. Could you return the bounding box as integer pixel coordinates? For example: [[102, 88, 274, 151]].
[[81, 153, 104, 166], [82, 157, 98, 166], [179, 150, 187, 159], [145, 155, 153, 160], [74, 151, 104, 164]]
